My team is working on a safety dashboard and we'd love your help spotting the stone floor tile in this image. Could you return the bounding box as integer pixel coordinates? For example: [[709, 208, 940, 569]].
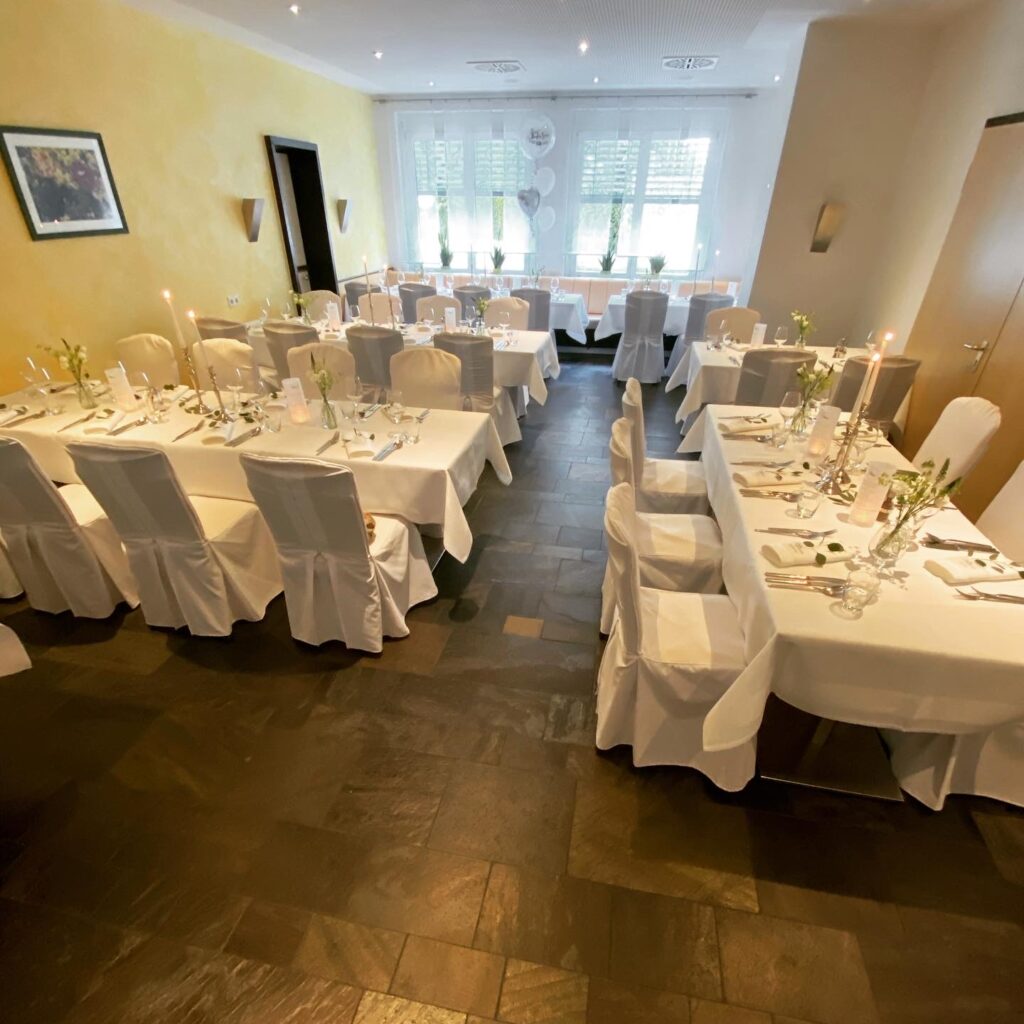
[[973, 810, 1024, 886], [293, 913, 405, 991], [689, 999, 770, 1023], [587, 977, 691, 1023], [354, 990, 467, 1024], [224, 899, 310, 966], [390, 935, 505, 1017], [497, 958, 589, 1024]]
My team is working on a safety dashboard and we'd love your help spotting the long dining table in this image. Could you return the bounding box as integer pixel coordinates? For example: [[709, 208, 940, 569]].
[[698, 404, 1024, 756], [0, 389, 510, 563]]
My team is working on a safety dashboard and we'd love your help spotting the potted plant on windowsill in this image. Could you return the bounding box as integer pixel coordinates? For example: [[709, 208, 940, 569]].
[[599, 249, 615, 274], [491, 246, 505, 273], [438, 229, 453, 269], [649, 254, 667, 277]]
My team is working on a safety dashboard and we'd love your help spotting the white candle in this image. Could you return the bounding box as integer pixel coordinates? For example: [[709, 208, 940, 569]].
[[162, 289, 187, 351], [362, 256, 375, 325], [386, 265, 396, 329], [860, 331, 892, 417], [186, 310, 211, 381]]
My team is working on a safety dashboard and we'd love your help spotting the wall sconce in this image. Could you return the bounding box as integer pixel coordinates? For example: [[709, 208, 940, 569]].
[[337, 199, 350, 234], [810, 201, 845, 253], [241, 198, 264, 242]]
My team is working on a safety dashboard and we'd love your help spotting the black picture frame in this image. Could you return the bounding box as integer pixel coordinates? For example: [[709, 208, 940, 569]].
[[0, 125, 128, 240]]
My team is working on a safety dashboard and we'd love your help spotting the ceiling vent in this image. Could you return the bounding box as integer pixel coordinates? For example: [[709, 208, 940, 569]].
[[662, 55, 718, 71], [468, 60, 525, 75]]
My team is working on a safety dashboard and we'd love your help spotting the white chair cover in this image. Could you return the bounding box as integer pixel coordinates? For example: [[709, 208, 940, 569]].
[[597, 482, 754, 788], [346, 326, 404, 388], [262, 320, 319, 381], [0, 438, 137, 617], [0, 624, 30, 678], [66, 443, 281, 636], [357, 292, 402, 324], [601, 421, 723, 632], [344, 281, 381, 317], [191, 338, 259, 391], [832, 356, 920, 424], [0, 534, 22, 598], [195, 316, 248, 342], [913, 396, 1001, 482], [398, 283, 437, 324], [734, 349, 817, 406], [115, 334, 181, 389], [483, 297, 529, 330], [389, 348, 463, 411], [301, 290, 343, 322], [386, 269, 424, 286], [621, 380, 709, 514], [286, 342, 357, 401], [977, 460, 1024, 562], [704, 306, 760, 343], [239, 455, 437, 651], [453, 286, 491, 320], [611, 291, 668, 383], [416, 295, 461, 323], [510, 288, 551, 331]]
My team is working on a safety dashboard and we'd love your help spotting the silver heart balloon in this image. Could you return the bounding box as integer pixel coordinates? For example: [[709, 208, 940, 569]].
[[517, 187, 540, 218]]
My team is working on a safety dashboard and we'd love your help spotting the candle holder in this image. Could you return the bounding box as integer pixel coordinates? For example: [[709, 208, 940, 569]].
[[205, 365, 230, 422], [180, 345, 212, 415], [818, 408, 864, 497]]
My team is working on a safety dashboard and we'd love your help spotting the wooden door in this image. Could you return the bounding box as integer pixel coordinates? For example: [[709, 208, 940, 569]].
[[902, 115, 1024, 517]]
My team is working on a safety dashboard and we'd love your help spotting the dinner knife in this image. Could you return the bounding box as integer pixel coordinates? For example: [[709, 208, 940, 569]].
[[1, 410, 47, 428], [315, 430, 339, 455], [108, 417, 148, 436], [225, 426, 260, 448], [172, 421, 205, 442], [58, 411, 97, 433], [372, 440, 402, 462], [923, 534, 999, 554]]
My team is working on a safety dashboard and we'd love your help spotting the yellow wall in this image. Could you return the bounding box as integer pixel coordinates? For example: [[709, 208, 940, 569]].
[[0, 0, 386, 389]]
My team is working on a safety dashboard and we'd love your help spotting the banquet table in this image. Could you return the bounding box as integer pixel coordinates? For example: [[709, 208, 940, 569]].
[[698, 405, 1024, 754], [0, 390, 511, 564], [549, 294, 589, 344], [594, 293, 690, 341]]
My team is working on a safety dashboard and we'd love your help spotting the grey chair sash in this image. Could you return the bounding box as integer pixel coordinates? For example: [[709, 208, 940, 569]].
[[510, 288, 551, 331], [398, 283, 437, 324], [433, 332, 494, 396], [453, 286, 492, 320], [735, 350, 817, 406], [832, 356, 921, 424], [345, 326, 404, 387]]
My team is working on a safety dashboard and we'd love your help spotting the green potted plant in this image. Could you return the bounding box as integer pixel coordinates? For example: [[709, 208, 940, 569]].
[[599, 249, 615, 274], [491, 246, 505, 272], [649, 254, 667, 277], [438, 229, 453, 269]]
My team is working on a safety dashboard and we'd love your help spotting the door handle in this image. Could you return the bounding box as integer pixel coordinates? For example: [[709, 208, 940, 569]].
[[963, 339, 989, 372], [962, 340, 989, 351]]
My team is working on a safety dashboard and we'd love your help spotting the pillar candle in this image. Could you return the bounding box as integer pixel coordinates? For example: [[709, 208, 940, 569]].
[[362, 256, 375, 325], [162, 290, 187, 351]]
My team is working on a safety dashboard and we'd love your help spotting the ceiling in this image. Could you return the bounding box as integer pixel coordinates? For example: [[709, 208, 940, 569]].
[[132, 0, 973, 96]]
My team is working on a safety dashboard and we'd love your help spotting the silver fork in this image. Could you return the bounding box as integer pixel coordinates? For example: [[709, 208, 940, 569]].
[[956, 588, 1024, 605], [756, 527, 836, 539], [740, 489, 800, 502], [765, 572, 847, 585], [768, 581, 845, 597]]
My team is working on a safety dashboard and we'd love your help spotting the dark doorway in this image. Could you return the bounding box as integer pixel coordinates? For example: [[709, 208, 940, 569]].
[[265, 135, 336, 293]]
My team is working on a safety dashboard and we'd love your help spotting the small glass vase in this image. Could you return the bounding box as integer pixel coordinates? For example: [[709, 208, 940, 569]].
[[320, 396, 338, 430], [791, 401, 816, 438], [75, 379, 98, 410], [869, 517, 914, 568], [795, 333, 807, 349], [471, 315, 486, 333]]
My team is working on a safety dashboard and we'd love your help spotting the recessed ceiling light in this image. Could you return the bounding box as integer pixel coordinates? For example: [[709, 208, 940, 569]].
[[373, 49, 383, 60], [773, 74, 781, 82], [593, 76, 599, 84], [578, 40, 589, 55], [428, 80, 435, 87], [288, 4, 300, 14]]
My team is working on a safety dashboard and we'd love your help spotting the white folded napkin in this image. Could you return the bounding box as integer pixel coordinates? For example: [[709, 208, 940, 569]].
[[0, 408, 24, 426], [720, 417, 775, 435], [924, 555, 1019, 586], [762, 541, 848, 568], [105, 410, 128, 433], [733, 468, 805, 488], [342, 436, 375, 458]]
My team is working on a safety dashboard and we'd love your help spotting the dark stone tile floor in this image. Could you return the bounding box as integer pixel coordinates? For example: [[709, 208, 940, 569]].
[[1, 359, 1023, 1024]]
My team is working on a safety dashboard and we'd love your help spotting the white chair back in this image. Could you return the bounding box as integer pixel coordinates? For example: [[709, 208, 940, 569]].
[[510, 288, 551, 331], [704, 306, 760, 343], [621, 377, 647, 479], [0, 438, 128, 616], [115, 334, 180, 389], [624, 290, 668, 340], [344, 281, 380, 317], [389, 348, 463, 410], [286, 342, 357, 400], [735, 349, 816, 406], [301, 290, 343, 322], [398, 283, 437, 324], [832, 356, 920, 424], [453, 286, 491, 319], [484, 297, 529, 330], [262, 320, 319, 381], [417, 295, 461, 323], [357, 292, 402, 324], [432, 333, 494, 397], [977, 461, 1024, 562], [195, 316, 248, 342], [612, 292, 669, 383], [913, 396, 1001, 482], [609, 417, 632, 486], [191, 338, 258, 390], [603, 482, 643, 656], [346, 326, 404, 387]]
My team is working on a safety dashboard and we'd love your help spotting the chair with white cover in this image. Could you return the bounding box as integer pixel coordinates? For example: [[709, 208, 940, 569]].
[[510, 288, 551, 331], [344, 281, 380, 318], [913, 396, 1001, 482], [597, 482, 754, 787], [66, 443, 281, 637], [483, 296, 529, 330], [417, 294, 461, 324], [433, 332, 521, 445], [621, 379, 709, 513], [398, 283, 437, 324], [357, 292, 402, 324], [0, 624, 30, 678], [832, 356, 920, 425], [0, 438, 138, 617], [115, 334, 181, 389], [240, 455, 437, 651], [301, 289, 343, 323], [977, 460, 1024, 562], [453, 286, 491, 320], [346, 326, 404, 388], [611, 290, 669, 384], [262, 320, 319, 381], [602, 418, 723, 633], [734, 349, 816, 406], [389, 348, 463, 410], [0, 536, 22, 598], [286, 343, 357, 401], [195, 316, 248, 343], [191, 338, 259, 391]]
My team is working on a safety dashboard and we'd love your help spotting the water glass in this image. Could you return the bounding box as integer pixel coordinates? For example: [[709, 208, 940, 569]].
[[263, 402, 285, 433], [146, 387, 170, 423], [385, 389, 404, 424], [403, 417, 421, 444], [778, 389, 801, 428], [840, 567, 880, 616], [770, 423, 790, 449], [794, 483, 823, 519], [774, 326, 789, 345]]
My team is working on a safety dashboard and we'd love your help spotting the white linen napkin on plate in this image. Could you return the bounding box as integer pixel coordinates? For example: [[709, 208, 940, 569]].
[[342, 436, 375, 458], [924, 555, 1020, 586], [720, 417, 775, 435], [762, 541, 848, 568], [733, 468, 804, 488]]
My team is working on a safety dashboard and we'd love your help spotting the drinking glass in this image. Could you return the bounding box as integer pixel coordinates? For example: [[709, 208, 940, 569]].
[[444, 274, 454, 292], [385, 389, 404, 424], [403, 417, 421, 444], [778, 390, 801, 428], [146, 387, 170, 423], [499, 311, 511, 338], [226, 368, 246, 415], [794, 483, 823, 519], [839, 566, 880, 617], [774, 326, 789, 345], [550, 276, 560, 296], [397, 270, 406, 286], [770, 423, 790, 449], [263, 401, 285, 433]]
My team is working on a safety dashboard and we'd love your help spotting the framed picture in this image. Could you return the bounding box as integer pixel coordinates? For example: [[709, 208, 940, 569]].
[[0, 126, 128, 240]]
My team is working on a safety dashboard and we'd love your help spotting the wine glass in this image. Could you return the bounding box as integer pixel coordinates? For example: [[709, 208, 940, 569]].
[[397, 270, 406, 287], [347, 375, 363, 418], [385, 389, 404, 425], [444, 274, 454, 293], [225, 367, 246, 416], [774, 326, 789, 346], [498, 311, 512, 342], [778, 389, 801, 428], [550, 276, 560, 296]]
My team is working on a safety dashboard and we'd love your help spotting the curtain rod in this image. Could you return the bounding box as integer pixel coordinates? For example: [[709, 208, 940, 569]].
[[374, 90, 757, 104]]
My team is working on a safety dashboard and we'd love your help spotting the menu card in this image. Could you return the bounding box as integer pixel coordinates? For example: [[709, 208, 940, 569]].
[[280, 377, 310, 424], [751, 323, 767, 347], [805, 405, 841, 458], [444, 307, 457, 331], [105, 366, 138, 411], [850, 461, 893, 526]]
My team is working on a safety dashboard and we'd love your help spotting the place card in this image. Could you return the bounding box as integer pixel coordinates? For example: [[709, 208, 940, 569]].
[[104, 366, 138, 411], [325, 301, 342, 330], [849, 460, 892, 526], [805, 405, 841, 458], [444, 307, 457, 331], [280, 377, 310, 424], [751, 323, 767, 347]]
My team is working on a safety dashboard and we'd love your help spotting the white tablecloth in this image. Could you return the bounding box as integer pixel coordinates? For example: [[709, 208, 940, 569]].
[[594, 294, 690, 341], [698, 405, 1024, 752], [0, 393, 510, 564], [550, 294, 589, 344]]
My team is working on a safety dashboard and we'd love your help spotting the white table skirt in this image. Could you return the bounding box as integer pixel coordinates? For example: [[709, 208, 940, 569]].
[[594, 294, 690, 341], [550, 295, 589, 344], [698, 405, 1024, 752], [1, 394, 510, 564]]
